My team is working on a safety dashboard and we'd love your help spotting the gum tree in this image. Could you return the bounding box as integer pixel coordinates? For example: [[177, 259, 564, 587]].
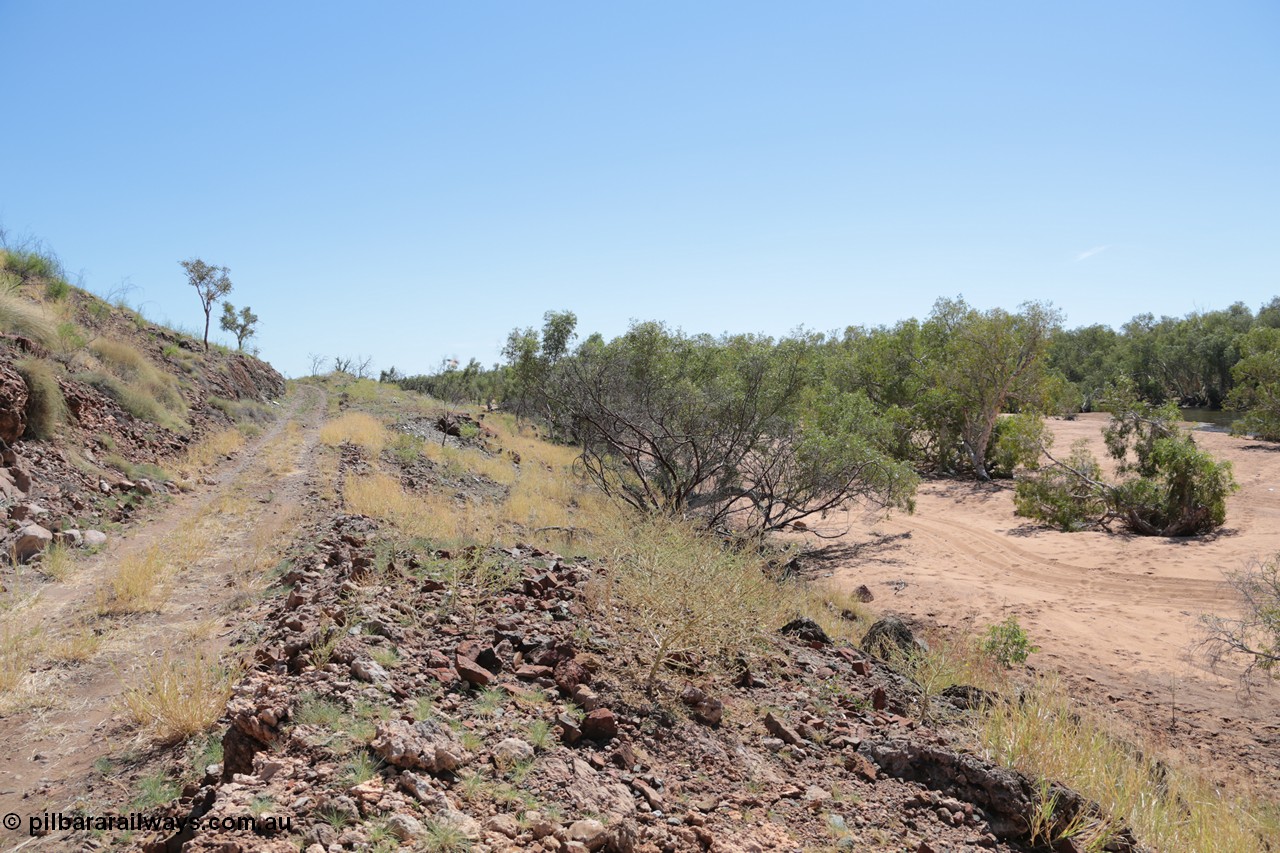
[[180, 258, 232, 351]]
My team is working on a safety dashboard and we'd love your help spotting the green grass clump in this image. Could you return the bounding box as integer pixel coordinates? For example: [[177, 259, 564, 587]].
[[14, 357, 67, 439]]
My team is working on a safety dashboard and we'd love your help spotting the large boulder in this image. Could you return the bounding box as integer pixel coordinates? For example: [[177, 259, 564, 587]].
[[860, 616, 928, 662], [13, 524, 52, 562]]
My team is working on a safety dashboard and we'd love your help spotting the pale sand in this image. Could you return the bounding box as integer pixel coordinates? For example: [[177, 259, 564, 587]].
[[816, 413, 1280, 787]]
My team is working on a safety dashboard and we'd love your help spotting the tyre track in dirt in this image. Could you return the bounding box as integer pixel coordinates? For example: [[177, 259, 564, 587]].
[[0, 384, 327, 841], [889, 512, 1238, 609], [819, 415, 1280, 794]]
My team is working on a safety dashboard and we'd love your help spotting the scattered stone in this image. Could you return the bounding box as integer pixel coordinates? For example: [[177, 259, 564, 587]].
[[763, 711, 803, 745], [350, 658, 390, 684], [386, 812, 425, 841], [492, 737, 535, 771], [565, 818, 607, 851], [485, 813, 521, 838], [456, 655, 494, 686], [54, 529, 83, 547], [941, 684, 995, 710], [780, 617, 832, 645], [83, 529, 108, 548], [853, 584, 875, 602], [370, 719, 468, 773], [13, 524, 52, 562]]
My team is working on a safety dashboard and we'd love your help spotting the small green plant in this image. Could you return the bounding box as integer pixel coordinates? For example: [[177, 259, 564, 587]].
[[473, 686, 507, 717], [981, 617, 1040, 668], [525, 719, 554, 750], [422, 819, 473, 852], [44, 278, 70, 300], [131, 773, 179, 810], [370, 645, 400, 669], [340, 750, 383, 786]]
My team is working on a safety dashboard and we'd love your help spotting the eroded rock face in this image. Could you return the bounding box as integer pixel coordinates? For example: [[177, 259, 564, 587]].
[[0, 361, 28, 443], [859, 739, 1144, 851]]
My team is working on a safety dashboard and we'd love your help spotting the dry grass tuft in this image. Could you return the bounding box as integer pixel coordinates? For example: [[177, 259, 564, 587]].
[[321, 411, 386, 455], [591, 515, 781, 687], [175, 428, 245, 478], [39, 542, 75, 581], [49, 621, 103, 664], [120, 653, 238, 745], [0, 620, 34, 693], [980, 677, 1275, 852], [344, 471, 466, 542], [96, 546, 168, 615], [0, 288, 58, 348], [14, 357, 68, 439]]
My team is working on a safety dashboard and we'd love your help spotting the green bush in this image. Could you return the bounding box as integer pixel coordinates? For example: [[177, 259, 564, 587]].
[[981, 617, 1040, 668], [0, 247, 63, 282], [985, 413, 1047, 479], [1013, 441, 1108, 531], [1016, 391, 1237, 537], [14, 358, 68, 439], [44, 278, 70, 301]]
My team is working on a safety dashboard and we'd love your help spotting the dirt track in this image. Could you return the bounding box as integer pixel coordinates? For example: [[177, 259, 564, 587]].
[[822, 414, 1280, 790], [0, 385, 326, 843]]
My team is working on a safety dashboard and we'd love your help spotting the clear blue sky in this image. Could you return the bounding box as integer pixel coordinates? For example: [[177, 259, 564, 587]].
[[2, 2, 1277, 377]]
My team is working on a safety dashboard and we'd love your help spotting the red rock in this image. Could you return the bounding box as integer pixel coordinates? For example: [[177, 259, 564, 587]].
[[581, 708, 617, 741], [516, 664, 553, 680], [455, 657, 492, 686]]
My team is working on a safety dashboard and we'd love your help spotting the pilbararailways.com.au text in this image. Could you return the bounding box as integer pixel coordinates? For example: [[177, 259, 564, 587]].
[[11, 811, 291, 836]]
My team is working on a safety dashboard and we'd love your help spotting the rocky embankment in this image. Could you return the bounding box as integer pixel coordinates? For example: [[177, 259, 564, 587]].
[[111, 507, 1144, 853], [0, 313, 283, 571]]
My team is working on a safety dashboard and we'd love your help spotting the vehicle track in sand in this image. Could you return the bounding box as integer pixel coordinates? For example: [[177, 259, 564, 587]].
[[0, 384, 327, 846], [813, 413, 1280, 792]]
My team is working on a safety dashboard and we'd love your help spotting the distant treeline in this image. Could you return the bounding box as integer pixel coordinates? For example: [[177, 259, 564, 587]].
[[394, 295, 1280, 422], [382, 296, 1280, 536]]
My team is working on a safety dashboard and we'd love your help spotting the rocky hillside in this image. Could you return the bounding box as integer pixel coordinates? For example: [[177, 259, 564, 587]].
[[0, 250, 284, 567], [134, 514, 1143, 853], [58, 379, 1202, 853]]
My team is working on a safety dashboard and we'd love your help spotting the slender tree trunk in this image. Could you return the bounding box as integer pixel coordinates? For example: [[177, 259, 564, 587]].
[[203, 309, 211, 351]]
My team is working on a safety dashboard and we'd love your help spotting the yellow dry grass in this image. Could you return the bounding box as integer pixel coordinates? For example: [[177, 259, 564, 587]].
[[321, 411, 386, 455], [48, 622, 103, 665], [96, 546, 168, 615], [344, 471, 465, 541], [0, 288, 58, 348], [120, 653, 238, 746], [0, 620, 34, 694], [39, 542, 74, 581], [979, 678, 1276, 852], [174, 428, 245, 477]]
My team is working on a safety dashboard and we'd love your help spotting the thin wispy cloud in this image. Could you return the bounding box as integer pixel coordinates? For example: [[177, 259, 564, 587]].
[[1075, 245, 1110, 262]]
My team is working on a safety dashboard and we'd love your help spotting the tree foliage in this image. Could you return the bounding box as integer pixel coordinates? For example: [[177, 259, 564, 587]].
[[1014, 386, 1237, 536], [542, 322, 916, 535], [1199, 554, 1280, 687], [1226, 326, 1280, 441], [180, 258, 232, 351], [828, 298, 1061, 479], [218, 302, 258, 351]]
